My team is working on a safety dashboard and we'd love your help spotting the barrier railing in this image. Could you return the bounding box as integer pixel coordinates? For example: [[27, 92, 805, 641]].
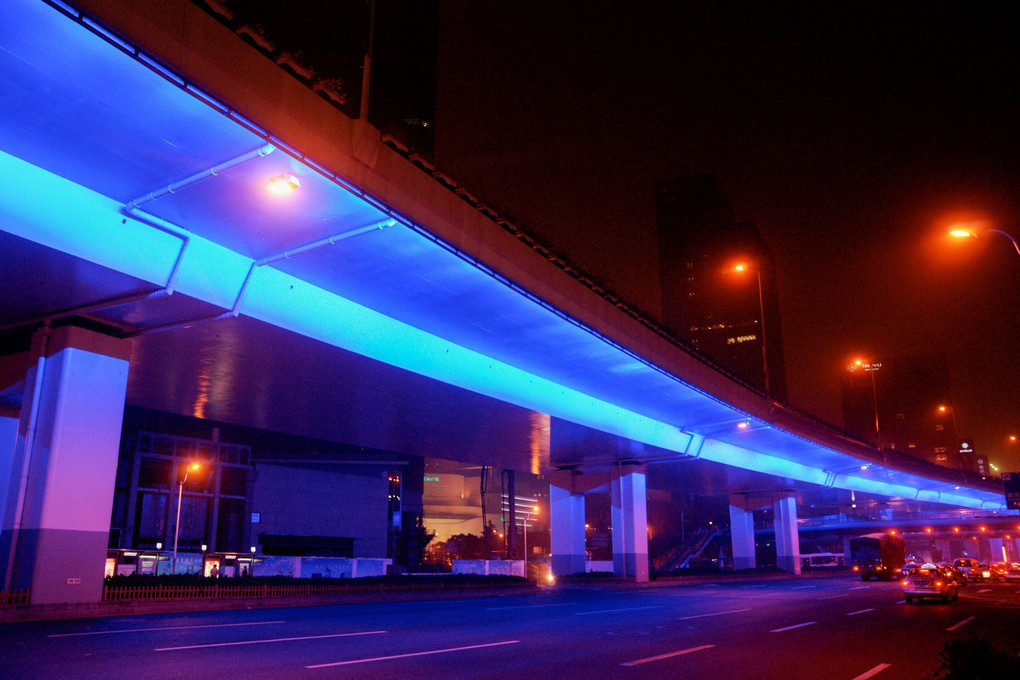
[[1, 589, 31, 607], [101, 580, 498, 602]]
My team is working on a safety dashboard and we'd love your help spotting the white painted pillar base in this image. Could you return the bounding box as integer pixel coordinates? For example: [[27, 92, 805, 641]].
[[0, 327, 130, 605], [550, 470, 587, 577], [611, 465, 648, 582], [729, 502, 756, 570], [773, 495, 801, 575]]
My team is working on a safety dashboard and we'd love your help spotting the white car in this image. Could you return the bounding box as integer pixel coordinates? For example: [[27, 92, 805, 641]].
[[902, 563, 959, 603], [952, 557, 981, 581]]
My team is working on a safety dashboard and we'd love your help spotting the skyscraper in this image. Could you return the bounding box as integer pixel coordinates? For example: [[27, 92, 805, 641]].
[[656, 175, 787, 402]]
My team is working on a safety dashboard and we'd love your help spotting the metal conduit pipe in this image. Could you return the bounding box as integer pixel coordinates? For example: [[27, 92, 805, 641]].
[[255, 218, 396, 267], [121, 207, 191, 295], [0, 289, 162, 334], [232, 217, 396, 313], [123, 217, 395, 337], [122, 144, 275, 294], [124, 143, 276, 211]]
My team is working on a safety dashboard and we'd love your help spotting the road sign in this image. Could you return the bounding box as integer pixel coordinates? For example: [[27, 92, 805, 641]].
[[1003, 472, 1020, 510]]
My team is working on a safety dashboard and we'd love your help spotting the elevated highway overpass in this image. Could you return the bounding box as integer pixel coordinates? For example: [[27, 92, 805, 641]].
[[0, 0, 1009, 604]]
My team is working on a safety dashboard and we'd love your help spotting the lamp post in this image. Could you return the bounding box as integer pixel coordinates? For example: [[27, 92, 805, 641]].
[[172, 462, 201, 575], [848, 359, 882, 449], [949, 224, 1020, 257], [733, 261, 770, 402], [521, 505, 539, 580]]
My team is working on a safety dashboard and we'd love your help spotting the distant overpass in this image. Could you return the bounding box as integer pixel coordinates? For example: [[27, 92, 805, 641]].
[[0, 0, 1009, 603]]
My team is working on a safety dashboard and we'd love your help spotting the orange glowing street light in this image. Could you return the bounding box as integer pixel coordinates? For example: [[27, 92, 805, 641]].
[[848, 358, 882, 449], [172, 462, 202, 574], [949, 223, 1020, 257], [731, 260, 770, 402]]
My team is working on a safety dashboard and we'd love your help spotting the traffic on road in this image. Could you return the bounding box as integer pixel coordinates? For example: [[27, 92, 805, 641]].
[[2, 574, 1019, 679]]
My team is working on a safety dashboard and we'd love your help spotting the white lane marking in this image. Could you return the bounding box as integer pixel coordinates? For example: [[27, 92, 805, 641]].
[[49, 620, 285, 637], [819, 594, 850, 600], [852, 663, 891, 679], [946, 616, 976, 631], [978, 589, 992, 593], [154, 630, 385, 652], [621, 644, 716, 667], [574, 605, 663, 616], [846, 608, 874, 616], [770, 621, 817, 633], [850, 586, 870, 590], [485, 603, 576, 611], [677, 608, 752, 621], [306, 640, 519, 668], [790, 585, 817, 590]]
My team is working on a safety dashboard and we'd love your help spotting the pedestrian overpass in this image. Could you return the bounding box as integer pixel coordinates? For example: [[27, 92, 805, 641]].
[[0, 0, 1007, 604]]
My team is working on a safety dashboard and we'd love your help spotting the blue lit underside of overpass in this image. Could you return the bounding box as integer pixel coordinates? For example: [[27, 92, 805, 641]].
[[0, 0, 1004, 510]]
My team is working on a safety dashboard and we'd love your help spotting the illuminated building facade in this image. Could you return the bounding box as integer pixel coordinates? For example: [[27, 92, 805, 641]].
[[656, 175, 788, 402]]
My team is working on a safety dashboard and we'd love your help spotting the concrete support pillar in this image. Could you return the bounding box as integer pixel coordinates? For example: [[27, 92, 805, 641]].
[[989, 537, 1005, 563], [611, 465, 648, 582], [729, 501, 756, 571], [0, 414, 18, 533], [550, 469, 587, 577], [0, 327, 130, 605], [773, 495, 801, 574]]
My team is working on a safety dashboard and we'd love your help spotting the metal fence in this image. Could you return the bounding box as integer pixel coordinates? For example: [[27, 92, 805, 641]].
[[1, 589, 31, 607], [101, 580, 481, 602]]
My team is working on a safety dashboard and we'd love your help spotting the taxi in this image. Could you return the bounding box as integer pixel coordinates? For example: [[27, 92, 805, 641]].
[[901, 562, 959, 604]]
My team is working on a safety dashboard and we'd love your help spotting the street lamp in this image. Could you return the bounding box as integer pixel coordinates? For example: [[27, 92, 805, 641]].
[[172, 462, 202, 575], [732, 261, 770, 402], [521, 505, 539, 580], [949, 224, 1020, 257], [848, 358, 882, 449]]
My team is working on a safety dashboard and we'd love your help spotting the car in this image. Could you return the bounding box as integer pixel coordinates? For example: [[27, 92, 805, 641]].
[[902, 563, 959, 603], [938, 563, 967, 587], [1004, 563, 1020, 582], [952, 557, 981, 580], [989, 562, 1010, 581]]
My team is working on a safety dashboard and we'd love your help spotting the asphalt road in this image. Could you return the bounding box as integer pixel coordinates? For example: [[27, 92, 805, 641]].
[[2, 575, 1019, 679]]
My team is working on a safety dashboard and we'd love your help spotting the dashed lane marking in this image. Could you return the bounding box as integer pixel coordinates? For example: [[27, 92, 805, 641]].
[[574, 605, 663, 616], [49, 620, 286, 637], [677, 608, 752, 620], [770, 621, 817, 633], [621, 644, 716, 667], [851, 663, 891, 679], [946, 616, 975, 631], [305, 640, 519, 668], [155, 630, 385, 652]]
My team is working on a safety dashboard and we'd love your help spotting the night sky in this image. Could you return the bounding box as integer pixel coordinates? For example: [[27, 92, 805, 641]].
[[432, 2, 1020, 471]]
